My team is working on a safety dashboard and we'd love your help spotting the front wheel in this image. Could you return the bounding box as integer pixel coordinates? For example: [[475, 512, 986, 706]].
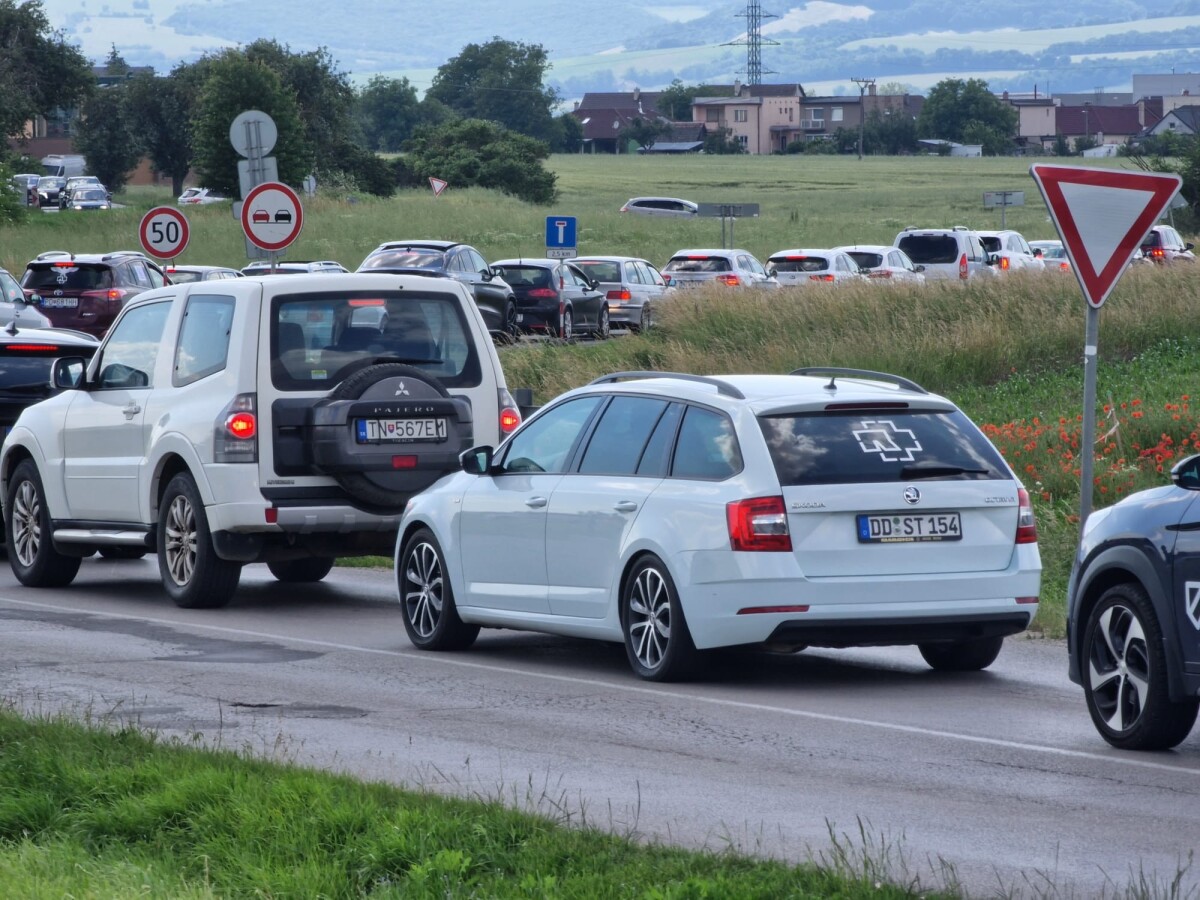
[[1082, 583, 1199, 750], [622, 556, 697, 681], [918, 636, 1003, 672], [157, 473, 242, 609], [267, 557, 335, 583], [398, 528, 479, 650], [504, 301, 520, 342], [6, 459, 80, 587], [592, 305, 610, 340]]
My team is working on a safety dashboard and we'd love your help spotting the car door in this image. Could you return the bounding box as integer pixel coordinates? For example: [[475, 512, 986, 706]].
[[545, 395, 672, 617], [562, 263, 601, 329], [62, 300, 172, 522], [458, 396, 603, 613]]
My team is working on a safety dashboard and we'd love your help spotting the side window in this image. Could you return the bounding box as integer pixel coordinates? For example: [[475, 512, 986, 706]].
[[174, 294, 235, 386], [94, 301, 172, 390], [147, 264, 167, 288], [467, 249, 489, 274], [968, 237, 984, 262], [625, 261, 645, 285], [642, 262, 666, 287], [745, 255, 767, 276], [446, 251, 466, 273], [670, 406, 742, 480], [578, 396, 670, 476], [637, 402, 682, 477], [499, 396, 602, 475], [568, 266, 590, 288], [126, 260, 152, 288]]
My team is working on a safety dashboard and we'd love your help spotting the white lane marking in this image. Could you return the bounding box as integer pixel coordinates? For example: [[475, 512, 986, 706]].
[[3, 595, 1198, 776]]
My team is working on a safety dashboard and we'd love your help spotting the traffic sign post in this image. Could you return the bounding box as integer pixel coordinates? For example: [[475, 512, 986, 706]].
[[696, 202, 760, 249], [241, 181, 304, 258], [545, 215, 577, 259], [138, 206, 190, 261], [982, 190, 1024, 229], [1030, 164, 1183, 531]]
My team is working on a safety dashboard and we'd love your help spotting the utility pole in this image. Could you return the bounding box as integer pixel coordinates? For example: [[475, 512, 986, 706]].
[[851, 76, 875, 160]]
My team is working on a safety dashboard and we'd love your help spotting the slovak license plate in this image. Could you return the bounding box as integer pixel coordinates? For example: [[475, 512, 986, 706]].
[[42, 297, 78, 308], [355, 418, 447, 443], [856, 512, 962, 543]]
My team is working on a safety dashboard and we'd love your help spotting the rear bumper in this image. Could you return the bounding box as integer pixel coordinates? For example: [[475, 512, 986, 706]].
[[765, 612, 1031, 648]]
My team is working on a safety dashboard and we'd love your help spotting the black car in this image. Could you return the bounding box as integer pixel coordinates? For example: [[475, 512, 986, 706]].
[[491, 258, 610, 341], [35, 176, 66, 208], [357, 240, 519, 341], [1067, 453, 1200, 750], [20, 251, 169, 338]]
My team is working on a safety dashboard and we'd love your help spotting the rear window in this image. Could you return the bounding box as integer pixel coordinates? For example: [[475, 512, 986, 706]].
[[359, 249, 447, 271], [22, 264, 112, 292], [769, 256, 829, 273], [494, 265, 551, 288], [663, 256, 731, 273], [758, 410, 1009, 486], [271, 289, 480, 390], [164, 270, 202, 284], [897, 235, 959, 265], [846, 252, 884, 269], [979, 236, 1001, 253], [574, 261, 621, 283]]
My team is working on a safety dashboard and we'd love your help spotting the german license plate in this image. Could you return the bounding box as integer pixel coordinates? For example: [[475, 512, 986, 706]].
[[857, 512, 962, 543], [355, 418, 447, 443], [42, 297, 78, 308]]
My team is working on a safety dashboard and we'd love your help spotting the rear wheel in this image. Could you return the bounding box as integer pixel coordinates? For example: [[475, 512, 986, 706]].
[[267, 557, 335, 583], [592, 305, 610, 340], [636, 304, 651, 333], [1082, 583, 1199, 750], [157, 473, 241, 609], [6, 459, 80, 587], [559, 307, 573, 342], [918, 636, 1003, 672], [398, 528, 479, 650], [622, 556, 698, 681], [503, 301, 520, 341]]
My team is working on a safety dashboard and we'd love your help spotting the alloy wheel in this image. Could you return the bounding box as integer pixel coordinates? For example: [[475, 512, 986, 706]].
[[404, 541, 444, 638], [627, 566, 671, 671], [163, 492, 198, 587], [1088, 602, 1150, 733], [11, 479, 41, 567]]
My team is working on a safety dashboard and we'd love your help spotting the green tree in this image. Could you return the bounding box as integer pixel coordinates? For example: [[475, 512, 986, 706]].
[[621, 116, 670, 151], [656, 80, 713, 121], [703, 125, 744, 155], [73, 86, 141, 190], [551, 111, 583, 154], [124, 68, 194, 196], [0, 0, 94, 141], [426, 37, 559, 144], [190, 51, 310, 197], [356, 75, 420, 152], [917, 78, 1017, 156], [862, 109, 918, 155], [403, 118, 556, 205]]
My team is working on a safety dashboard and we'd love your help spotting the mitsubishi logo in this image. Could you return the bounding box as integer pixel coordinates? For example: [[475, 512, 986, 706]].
[[394, 381, 410, 396], [903, 486, 921, 505]]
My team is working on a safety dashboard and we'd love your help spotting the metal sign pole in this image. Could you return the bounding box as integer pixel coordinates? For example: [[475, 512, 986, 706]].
[[1079, 305, 1100, 536]]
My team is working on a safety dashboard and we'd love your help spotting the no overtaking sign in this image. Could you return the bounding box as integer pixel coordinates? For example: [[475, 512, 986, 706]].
[[241, 181, 304, 252]]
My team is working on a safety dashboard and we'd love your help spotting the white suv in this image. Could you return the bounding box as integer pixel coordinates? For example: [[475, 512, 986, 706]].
[[394, 368, 1042, 681], [894, 226, 994, 281], [1, 273, 522, 608]]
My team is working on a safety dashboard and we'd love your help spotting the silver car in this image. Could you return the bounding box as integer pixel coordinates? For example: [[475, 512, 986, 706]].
[[619, 197, 697, 217], [572, 256, 671, 332], [662, 249, 778, 290]]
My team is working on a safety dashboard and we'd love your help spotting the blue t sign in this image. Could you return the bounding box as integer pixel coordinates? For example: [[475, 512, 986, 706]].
[[545, 215, 577, 258]]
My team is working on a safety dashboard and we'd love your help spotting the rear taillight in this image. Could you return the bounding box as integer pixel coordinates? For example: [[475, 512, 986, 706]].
[[809, 274, 835, 282], [498, 387, 522, 436], [1016, 487, 1037, 544], [727, 496, 792, 552], [716, 274, 740, 286], [1150, 248, 1165, 259], [527, 288, 556, 298], [606, 289, 632, 301], [80, 288, 127, 302], [959, 252, 969, 279], [999, 256, 1010, 270], [214, 393, 258, 463], [1058, 261, 1070, 271]]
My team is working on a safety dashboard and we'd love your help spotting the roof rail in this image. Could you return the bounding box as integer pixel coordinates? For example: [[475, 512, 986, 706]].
[[589, 371, 745, 399], [102, 250, 149, 261], [790, 367, 928, 395], [36, 250, 73, 260]]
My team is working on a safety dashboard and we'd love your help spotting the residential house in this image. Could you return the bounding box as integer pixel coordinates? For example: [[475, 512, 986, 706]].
[[572, 89, 665, 154], [1146, 105, 1200, 137], [690, 81, 808, 154]]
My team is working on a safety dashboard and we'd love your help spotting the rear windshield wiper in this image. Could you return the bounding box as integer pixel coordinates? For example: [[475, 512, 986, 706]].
[[900, 463, 990, 479]]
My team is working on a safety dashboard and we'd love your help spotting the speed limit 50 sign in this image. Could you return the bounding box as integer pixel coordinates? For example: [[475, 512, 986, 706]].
[[139, 206, 190, 260]]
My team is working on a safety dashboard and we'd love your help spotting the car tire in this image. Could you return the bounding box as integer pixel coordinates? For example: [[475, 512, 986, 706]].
[[98, 546, 148, 560], [636, 305, 651, 333], [504, 300, 520, 342], [918, 636, 1003, 672], [559, 307, 573, 342], [398, 528, 479, 650], [157, 472, 242, 609], [5, 459, 81, 588], [622, 556, 698, 682], [592, 305, 610, 340], [267, 557, 335, 583], [1082, 583, 1199, 750]]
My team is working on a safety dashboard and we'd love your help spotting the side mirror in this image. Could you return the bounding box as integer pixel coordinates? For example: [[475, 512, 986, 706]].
[[1187, 242, 1195, 251], [1171, 453, 1200, 490], [53, 356, 88, 390], [481, 267, 495, 282], [766, 266, 777, 278], [913, 264, 926, 273], [459, 445, 494, 475]]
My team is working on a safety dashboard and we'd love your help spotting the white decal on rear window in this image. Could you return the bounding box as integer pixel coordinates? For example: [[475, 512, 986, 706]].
[[853, 420, 922, 463]]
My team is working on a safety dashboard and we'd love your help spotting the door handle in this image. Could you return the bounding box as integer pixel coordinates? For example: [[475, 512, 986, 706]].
[[524, 496, 548, 509], [122, 403, 142, 419], [613, 501, 638, 513]]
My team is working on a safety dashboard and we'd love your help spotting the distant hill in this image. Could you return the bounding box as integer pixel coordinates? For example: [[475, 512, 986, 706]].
[[38, 0, 1200, 99]]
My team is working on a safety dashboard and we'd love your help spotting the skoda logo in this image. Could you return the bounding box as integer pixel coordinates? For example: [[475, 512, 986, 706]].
[[902, 486, 921, 505]]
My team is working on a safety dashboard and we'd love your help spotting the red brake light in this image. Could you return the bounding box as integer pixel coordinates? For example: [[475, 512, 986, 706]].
[[1058, 261, 1070, 271], [716, 274, 740, 286], [1151, 248, 1165, 259], [1016, 487, 1038, 544], [4, 344, 59, 352], [809, 274, 835, 282], [226, 412, 256, 440], [527, 288, 556, 298], [727, 496, 792, 552], [785, 255, 808, 260], [81, 288, 126, 302], [959, 253, 969, 279], [606, 289, 632, 301], [348, 298, 386, 306], [392, 455, 418, 469], [999, 256, 1010, 270]]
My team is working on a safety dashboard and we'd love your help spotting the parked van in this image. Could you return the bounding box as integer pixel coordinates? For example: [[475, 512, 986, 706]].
[[40, 154, 86, 178]]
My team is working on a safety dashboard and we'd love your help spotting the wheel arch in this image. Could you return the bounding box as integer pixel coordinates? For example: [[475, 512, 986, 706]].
[[151, 452, 197, 522]]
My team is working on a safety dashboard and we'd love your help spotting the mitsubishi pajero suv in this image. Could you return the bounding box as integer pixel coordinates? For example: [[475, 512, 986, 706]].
[[0, 272, 523, 608]]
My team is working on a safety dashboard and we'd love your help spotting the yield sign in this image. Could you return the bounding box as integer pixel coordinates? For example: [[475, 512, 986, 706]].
[[1030, 164, 1182, 307], [429, 177, 448, 197]]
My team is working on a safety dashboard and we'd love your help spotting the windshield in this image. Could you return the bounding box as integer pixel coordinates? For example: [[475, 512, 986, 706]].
[[574, 261, 621, 283], [166, 270, 202, 284]]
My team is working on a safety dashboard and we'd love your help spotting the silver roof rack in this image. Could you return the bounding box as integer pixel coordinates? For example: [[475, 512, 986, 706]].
[[790, 367, 928, 395], [589, 371, 745, 399]]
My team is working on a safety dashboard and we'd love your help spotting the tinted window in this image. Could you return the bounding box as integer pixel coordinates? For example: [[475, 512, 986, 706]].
[[174, 294, 234, 386], [359, 249, 447, 271], [94, 301, 171, 390], [639, 262, 666, 287], [575, 261, 621, 283], [637, 402, 682, 477], [770, 256, 830, 272], [980, 236, 1001, 254], [272, 289, 480, 390], [500, 397, 602, 474], [578, 396, 670, 475], [847, 252, 884, 269], [23, 264, 112, 292], [165, 270, 202, 284], [897, 235, 959, 265], [495, 265, 551, 288], [671, 406, 742, 480], [664, 256, 732, 273], [758, 409, 1009, 486]]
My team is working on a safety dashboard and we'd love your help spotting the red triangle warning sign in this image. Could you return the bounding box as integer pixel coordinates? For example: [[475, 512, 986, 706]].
[[1030, 164, 1182, 308], [429, 177, 448, 197]]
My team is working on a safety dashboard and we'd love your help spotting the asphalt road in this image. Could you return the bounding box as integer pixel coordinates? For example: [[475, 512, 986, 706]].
[[3, 557, 1199, 898]]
